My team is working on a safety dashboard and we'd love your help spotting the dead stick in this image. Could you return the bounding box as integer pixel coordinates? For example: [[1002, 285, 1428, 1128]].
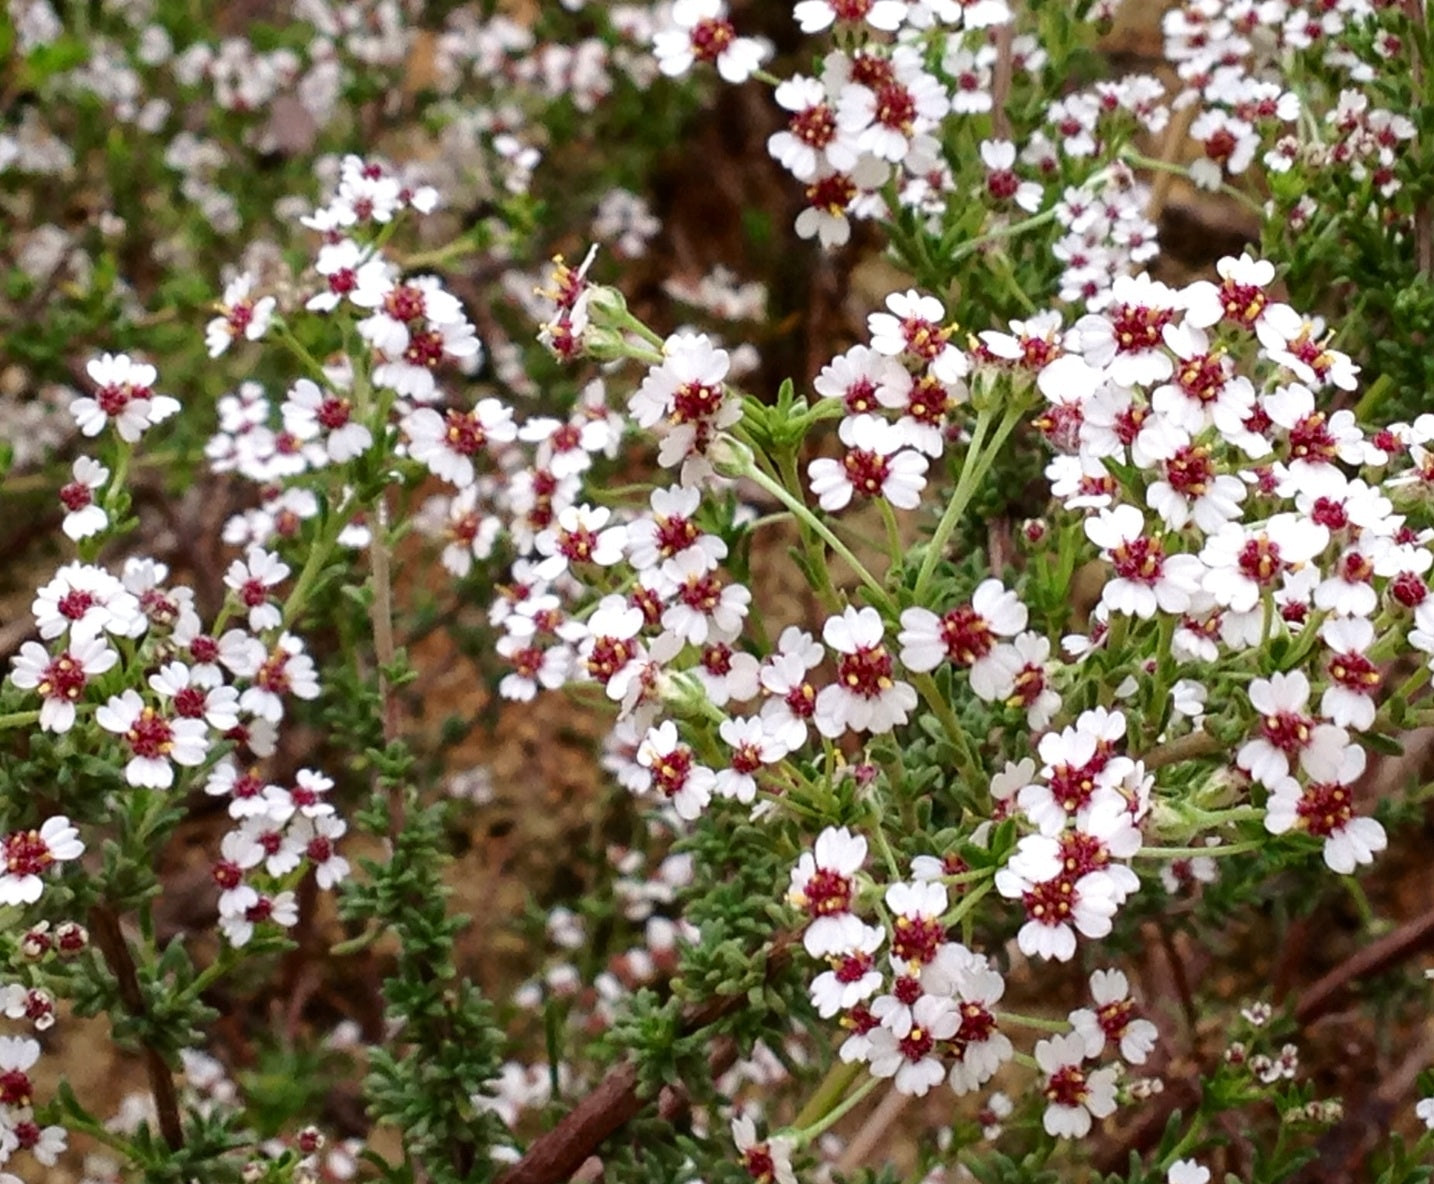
[[497, 939, 793, 1184]]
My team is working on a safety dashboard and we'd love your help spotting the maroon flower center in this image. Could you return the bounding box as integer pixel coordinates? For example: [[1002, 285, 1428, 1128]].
[[803, 867, 853, 916], [1023, 876, 1075, 925], [1109, 302, 1175, 352], [1044, 1063, 1089, 1107], [317, 395, 352, 430], [679, 574, 722, 613], [1220, 280, 1266, 327], [670, 380, 724, 424], [172, 686, 207, 718], [557, 524, 598, 563], [898, 1025, 935, 1061], [404, 328, 447, 370], [127, 708, 174, 758], [383, 285, 426, 322], [307, 835, 333, 862], [96, 384, 131, 416], [653, 513, 699, 557], [1204, 127, 1238, 164], [59, 481, 93, 511], [190, 635, 220, 663], [689, 17, 735, 62], [730, 742, 763, 775], [1261, 710, 1311, 753], [807, 173, 857, 214], [894, 974, 923, 1005], [509, 645, 544, 679], [986, 169, 1019, 200], [246, 896, 274, 923], [0, 1069, 33, 1107], [1329, 651, 1379, 691], [891, 913, 944, 965], [792, 103, 836, 147], [1296, 781, 1354, 837], [742, 1145, 776, 1182], [586, 637, 636, 681], [835, 950, 873, 983], [212, 860, 243, 890], [905, 375, 950, 426], [1288, 412, 1337, 463], [900, 316, 947, 360], [327, 267, 357, 295], [875, 82, 916, 132], [957, 1002, 997, 1046], [1164, 445, 1213, 497], [784, 681, 816, 719], [39, 655, 88, 702], [1391, 572, 1428, 607], [939, 606, 994, 665], [1236, 537, 1283, 585], [1110, 536, 1166, 584], [1096, 997, 1134, 1039], [58, 589, 97, 620], [651, 745, 695, 797], [4, 830, 53, 877], [444, 409, 488, 456], [837, 644, 894, 700], [1058, 829, 1110, 877], [701, 643, 733, 677], [843, 376, 879, 415], [842, 448, 892, 497]]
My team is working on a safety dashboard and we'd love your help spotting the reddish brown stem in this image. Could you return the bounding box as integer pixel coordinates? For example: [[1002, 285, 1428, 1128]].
[[88, 904, 185, 1151]]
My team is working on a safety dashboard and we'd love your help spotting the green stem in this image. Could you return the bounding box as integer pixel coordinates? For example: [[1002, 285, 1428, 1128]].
[[790, 1075, 881, 1146], [942, 879, 993, 929], [281, 495, 355, 623], [1137, 839, 1264, 859], [0, 711, 41, 732], [953, 207, 1060, 263], [742, 451, 894, 615], [995, 1010, 1069, 1033], [791, 1061, 863, 1130], [909, 672, 985, 789], [913, 401, 1026, 603]]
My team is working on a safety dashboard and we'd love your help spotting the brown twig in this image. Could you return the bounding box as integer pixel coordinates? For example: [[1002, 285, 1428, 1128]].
[[88, 904, 186, 1150], [1292, 909, 1434, 1024], [496, 937, 794, 1184]]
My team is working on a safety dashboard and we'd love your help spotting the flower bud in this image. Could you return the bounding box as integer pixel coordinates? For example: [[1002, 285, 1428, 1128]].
[[55, 921, 89, 956]]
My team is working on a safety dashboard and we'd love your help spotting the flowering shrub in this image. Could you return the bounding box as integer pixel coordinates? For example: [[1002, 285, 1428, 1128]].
[[4, 1, 1434, 1183]]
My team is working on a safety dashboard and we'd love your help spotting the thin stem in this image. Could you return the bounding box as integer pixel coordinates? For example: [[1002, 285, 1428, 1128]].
[[0, 711, 41, 732], [1140, 728, 1222, 770], [741, 453, 895, 615], [909, 672, 985, 789], [953, 207, 1059, 263], [913, 401, 1026, 603], [1137, 840, 1264, 859], [89, 904, 185, 1150], [995, 1010, 1068, 1033], [791, 1076, 881, 1145]]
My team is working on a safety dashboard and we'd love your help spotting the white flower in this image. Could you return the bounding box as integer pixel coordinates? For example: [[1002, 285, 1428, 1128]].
[[71, 352, 177, 442], [807, 414, 929, 511], [10, 635, 117, 733], [1265, 744, 1385, 874], [206, 273, 276, 357], [281, 378, 373, 463], [238, 633, 321, 723], [637, 720, 715, 821], [1167, 1159, 1211, 1184], [788, 827, 869, 957], [867, 288, 966, 383], [714, 716, 790, 803], [403, 400, 517, 487], [58, 456, 110, 540], [1075, 273, 1182, 386], [730, 1114, 797, 1184], [0, 817, 84, 905], [815, 606, 918, 737], [1035, 1031, 1119, 1138], [898, 579, 1026, 700], [809, 923, 885, 1017], [1069, 968, 1158, 1064], [793, 0, 906, 32], [224, 546, 290, 633], [96, 690, 210, 788], [32, 561, 143, 642], [653, 0, 769, 83], [1085, 504, 1204, 619], [867, 995, 959, 1096], [1238, 671, 1351, 787]]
